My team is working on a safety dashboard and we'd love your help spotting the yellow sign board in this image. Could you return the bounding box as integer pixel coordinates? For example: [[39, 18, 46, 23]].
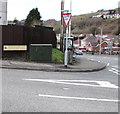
[[3, 45, 27, 51]]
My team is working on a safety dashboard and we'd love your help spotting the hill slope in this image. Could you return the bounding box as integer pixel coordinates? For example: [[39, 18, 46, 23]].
[[43, 10, 119, 35]]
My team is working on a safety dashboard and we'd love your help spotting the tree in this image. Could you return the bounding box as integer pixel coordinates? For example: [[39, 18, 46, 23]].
[[25, 8, 42, 26], [13, 17, 19, 24]]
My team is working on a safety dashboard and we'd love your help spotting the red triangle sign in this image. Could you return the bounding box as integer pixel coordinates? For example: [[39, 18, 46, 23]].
[[62, 13, 71, 27]]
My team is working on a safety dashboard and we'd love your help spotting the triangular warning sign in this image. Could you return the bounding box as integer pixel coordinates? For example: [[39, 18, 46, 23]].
[[62, 13, 71, 27]]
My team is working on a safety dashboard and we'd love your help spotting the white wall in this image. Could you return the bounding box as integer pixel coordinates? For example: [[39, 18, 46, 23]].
[[0, 0, 7, 25]]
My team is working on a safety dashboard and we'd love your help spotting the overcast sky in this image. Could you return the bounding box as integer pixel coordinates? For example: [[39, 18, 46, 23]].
[[7, 0, 119, 21]]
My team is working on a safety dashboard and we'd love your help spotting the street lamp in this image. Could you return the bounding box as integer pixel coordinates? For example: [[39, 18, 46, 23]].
[[99, 27, 103, 54]]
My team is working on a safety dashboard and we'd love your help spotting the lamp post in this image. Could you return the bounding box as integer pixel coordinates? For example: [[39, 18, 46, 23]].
[[109, 40, 113, 55], [99, 27, 103, 54]]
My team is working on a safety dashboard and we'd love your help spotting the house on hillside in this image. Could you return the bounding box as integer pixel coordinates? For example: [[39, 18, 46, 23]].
[[93, 9, 120, 19], [102, 35, 119, 47], [86, 42, 97, 52], [81, 34, 98, 51], [95, 41, 108, 52], [95, 34, 120, 54]]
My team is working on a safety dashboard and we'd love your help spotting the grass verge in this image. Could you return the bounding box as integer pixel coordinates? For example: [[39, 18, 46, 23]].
[[52, 48, 64, 63]]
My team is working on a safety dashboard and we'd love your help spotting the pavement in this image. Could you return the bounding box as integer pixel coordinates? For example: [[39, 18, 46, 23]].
[[0, 57, 107, 72]]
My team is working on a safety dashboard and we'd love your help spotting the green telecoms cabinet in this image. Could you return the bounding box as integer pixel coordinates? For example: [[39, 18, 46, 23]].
[[29, 44, 52, 63]]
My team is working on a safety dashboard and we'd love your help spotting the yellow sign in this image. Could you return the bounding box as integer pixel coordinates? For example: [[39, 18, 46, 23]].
[[3, 45, 27, 51]]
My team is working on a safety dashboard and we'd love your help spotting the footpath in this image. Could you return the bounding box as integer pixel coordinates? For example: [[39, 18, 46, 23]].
[[1, 57, 107, 72]]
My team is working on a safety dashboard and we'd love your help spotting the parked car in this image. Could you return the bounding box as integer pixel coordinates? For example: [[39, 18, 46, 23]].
[[75, 49, 83, 55]]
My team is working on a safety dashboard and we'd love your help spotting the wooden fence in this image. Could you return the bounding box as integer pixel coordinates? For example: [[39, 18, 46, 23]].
[[2, 25, 57, 48]]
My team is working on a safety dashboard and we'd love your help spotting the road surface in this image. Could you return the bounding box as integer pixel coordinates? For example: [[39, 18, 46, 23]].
[[2, 54, 119, 112]]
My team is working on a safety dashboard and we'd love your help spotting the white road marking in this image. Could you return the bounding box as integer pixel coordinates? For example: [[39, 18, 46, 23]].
[[63, 88, 69, 90], [111, 68, 119, 72], [38, 94, 119, 103], [109, 67, 120, 75], [109, 69, 119, 75], [96, 81, 118, 88], [107, 63, 110, 66], [23, 79, 118, 89]]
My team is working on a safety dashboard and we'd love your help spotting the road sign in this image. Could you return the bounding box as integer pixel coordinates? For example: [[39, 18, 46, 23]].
[[62, 13, 71, 27]]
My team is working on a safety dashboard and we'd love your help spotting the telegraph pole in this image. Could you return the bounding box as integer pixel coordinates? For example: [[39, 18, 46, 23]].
[[60, 0, 64, 51]]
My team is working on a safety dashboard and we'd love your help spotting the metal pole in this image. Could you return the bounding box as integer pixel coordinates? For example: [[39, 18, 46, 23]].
[[68, 0, 72, 37], [68, 0, 73, 64], [64, 26, 69, 67], [99, 28, 102, 54], [110, 41, 112, 55], [78, 37, 80, 47]]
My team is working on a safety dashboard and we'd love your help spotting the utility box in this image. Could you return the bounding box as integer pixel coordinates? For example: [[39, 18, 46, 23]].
[[29, 44, 52, 63]]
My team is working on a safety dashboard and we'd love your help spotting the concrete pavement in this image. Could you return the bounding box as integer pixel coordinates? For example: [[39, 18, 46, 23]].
[[0, 57, 107, 72]]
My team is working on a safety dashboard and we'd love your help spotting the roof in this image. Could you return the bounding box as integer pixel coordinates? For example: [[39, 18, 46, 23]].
[[82, 35, 98, 47], [96, 41, 108, 47]]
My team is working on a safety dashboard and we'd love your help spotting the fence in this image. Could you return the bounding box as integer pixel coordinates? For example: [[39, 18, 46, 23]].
[[1, 25, 57, 58], [2, 25, 57, 48]]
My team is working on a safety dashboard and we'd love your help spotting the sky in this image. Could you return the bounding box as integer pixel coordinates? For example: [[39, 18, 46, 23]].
[[7, 0, 119, 21]]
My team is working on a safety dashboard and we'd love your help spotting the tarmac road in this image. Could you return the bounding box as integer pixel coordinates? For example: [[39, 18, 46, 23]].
[[81, 54, 119, 76], [2, 66, 118, 112]]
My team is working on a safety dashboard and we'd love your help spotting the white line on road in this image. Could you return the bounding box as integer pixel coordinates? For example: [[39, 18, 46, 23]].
[[38, 94, 119, 103], [109, 67, 120, 75], [63, 88, 69, 90], [107, 63, 110, 66], [111, 68, 119, 72], [109, 69, 119, 75], [23, 79, 118, 89]]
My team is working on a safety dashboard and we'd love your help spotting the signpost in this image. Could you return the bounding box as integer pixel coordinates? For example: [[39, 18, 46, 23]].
[[62, 13, 71, 27], [62, 12, 72, 67]]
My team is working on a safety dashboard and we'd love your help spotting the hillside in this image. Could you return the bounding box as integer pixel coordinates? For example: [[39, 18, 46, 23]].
[[43, 9, 119, 35]]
